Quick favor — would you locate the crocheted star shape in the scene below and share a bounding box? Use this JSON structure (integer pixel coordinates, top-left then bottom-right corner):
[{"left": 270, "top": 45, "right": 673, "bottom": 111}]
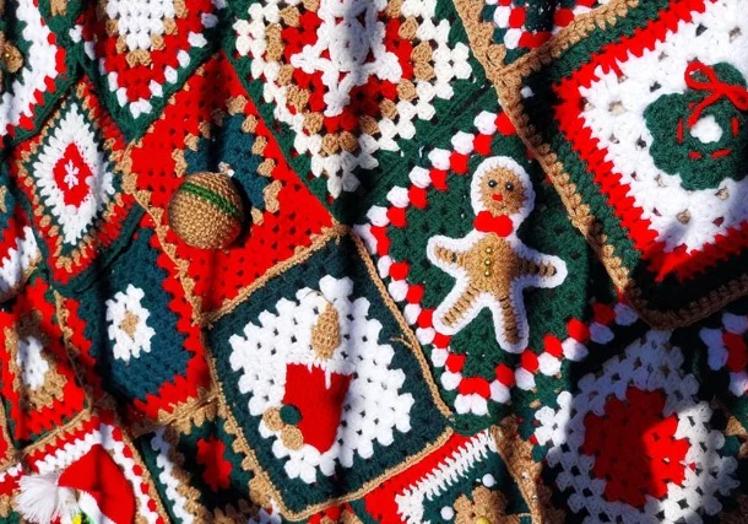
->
[
  {"left": 232, "top": 0, "right": 472, "bottom": 199},
  {"left": 290, "top": 0, "right": 403, "bottom": 117},
  {"left": 427, "top": 156, "right": 567, "bottom": 353}
]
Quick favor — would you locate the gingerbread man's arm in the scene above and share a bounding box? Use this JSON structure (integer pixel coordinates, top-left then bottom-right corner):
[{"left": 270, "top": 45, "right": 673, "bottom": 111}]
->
[
  {"left": 432, "top": 243, "right": 467, "bottom": 267},
  {"left": 517, "top": 255, "right": 558, "bottom": 279}
]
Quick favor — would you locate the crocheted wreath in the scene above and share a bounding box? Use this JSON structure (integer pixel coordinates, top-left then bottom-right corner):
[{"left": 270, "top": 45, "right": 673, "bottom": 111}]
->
[{"left": 645, "top": 61, "right": 748, "bottom": 191}]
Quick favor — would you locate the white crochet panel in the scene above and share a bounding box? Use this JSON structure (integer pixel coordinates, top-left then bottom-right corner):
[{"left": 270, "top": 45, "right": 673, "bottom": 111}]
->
[
  {"left": 228, "top": 275, "right": 415, "bottom": 484},
  {"left": 578, "top": 0, "right": 748, "bottom": 253}
]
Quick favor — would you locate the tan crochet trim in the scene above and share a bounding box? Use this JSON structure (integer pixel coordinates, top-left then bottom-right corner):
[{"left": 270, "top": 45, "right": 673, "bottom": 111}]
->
[
  {"left": 492, "top": 418, "right": 565, "bottom": 522},
  {"left": 352, "top": 233, "right": 452, "bottom": 418},
  {"left": 204, "top": 223, "right": 348, "bottom": 324},
  {"left": 5, "top": 313, "right": 67, "bottom": 412},
  {"left": 154, "top": 402, "right": 266, "bottom": 521},
  {"left": 0, "top": 399, "right": 15, "bottom": 471}
]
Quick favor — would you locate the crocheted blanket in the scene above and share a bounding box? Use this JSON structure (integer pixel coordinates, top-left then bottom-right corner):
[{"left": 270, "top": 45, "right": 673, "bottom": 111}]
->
[{"left": 1, "top": 0, "right": 747, "bottom": 522}]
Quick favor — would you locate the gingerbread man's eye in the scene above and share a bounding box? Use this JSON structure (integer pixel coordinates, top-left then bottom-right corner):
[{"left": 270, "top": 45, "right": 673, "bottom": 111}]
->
[
  {"left": 505, "top": 182, "right": 514, "bottom": 191},
  {"left": 488, "top": 180, "right": 498, "bottom": 188}
]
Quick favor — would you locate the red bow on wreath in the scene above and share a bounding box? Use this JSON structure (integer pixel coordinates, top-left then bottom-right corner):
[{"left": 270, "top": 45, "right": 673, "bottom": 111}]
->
[{"left": 684, "top": 60, "right": 748, "bottom": 128}]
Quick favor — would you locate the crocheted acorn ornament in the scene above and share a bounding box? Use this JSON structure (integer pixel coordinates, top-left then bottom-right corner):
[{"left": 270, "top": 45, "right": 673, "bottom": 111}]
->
[
  {"left": 168, "top": 171, "right": 246, "bottom": 249},
  {"left": 645, "top": 61, "right": 748, "bottom": 191}
]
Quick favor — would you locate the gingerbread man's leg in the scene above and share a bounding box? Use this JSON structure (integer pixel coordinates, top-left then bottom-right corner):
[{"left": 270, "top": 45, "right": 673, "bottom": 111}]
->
[
  {"left": 497, "top": 293, "right": 521, "bottom": 347},
  {"left": 438, "top": 283, "right": 482, "bottom": 331}
]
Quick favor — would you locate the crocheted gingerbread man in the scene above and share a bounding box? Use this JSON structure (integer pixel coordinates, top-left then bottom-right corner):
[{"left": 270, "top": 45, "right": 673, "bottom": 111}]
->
[{"left": 427, "top": 156, "right": 567, "bottom": 352}]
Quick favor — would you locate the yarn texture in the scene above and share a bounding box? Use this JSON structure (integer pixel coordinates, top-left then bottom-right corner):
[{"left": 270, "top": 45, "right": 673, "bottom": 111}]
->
[{"left": 0, "top": 0, "right": 747, "bottom": 523}]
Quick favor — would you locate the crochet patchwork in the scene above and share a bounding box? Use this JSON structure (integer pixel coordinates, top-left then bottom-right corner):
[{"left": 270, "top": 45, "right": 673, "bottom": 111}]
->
[
  {"left": 493, "top": 0, "right": 748, "bottom": 327},
  {"left": 0, "top": 0, "right": 747, "bottom": 521},
  {"left": 364, "top": 423, "right": 557, "bottom": 523},
  {"left": 9, "top": 79, "right": 142, "bottom": 289},
  {"left": 136, "top": 401, "right": 281, "bottom": 522},
  {"left": 0, "top": 273, "right": 87, "bottom": 449},
  {"left": 67, "top": 0, "right": 226, "bottom": 138},
  {"left": 0, "top": 0, "right": 75, "bottom": 143},
  {"left": 425, "top": 155, "right": 567, "bottom": 352},
  {"left": 0, "top": 166, "right": 39, "bottom": 302},
  {"left": 534, "top": 329, "right": 740, "bottom": 522},
  {"left": 456, "top": 0, "right": 610, "bottom": 68}
]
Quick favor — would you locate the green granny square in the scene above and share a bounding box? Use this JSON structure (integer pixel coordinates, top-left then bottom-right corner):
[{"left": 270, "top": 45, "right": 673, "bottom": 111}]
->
[{"left": 207, "top": 232, "right": 452, "bottom": 519}]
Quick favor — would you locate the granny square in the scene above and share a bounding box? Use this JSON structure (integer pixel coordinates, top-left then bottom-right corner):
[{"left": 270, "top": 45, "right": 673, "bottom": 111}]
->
[
  {"left": 207, "top": 230, "right": 452, "bottom": 519},
  {"left": 9, "top": 79, "right": 143, "bottom": 289},
  {"left": 363, "top": 422, "right": 555, "bottom": 523},
  {"left": 227, "top": 0, "right": 479, "bottom": 210},
  {"left": 136, "top": 401, "right": 282, "bottom": 523},
  {"left": 127, "top": 54, "right": 334, "bottom": 316},
  {"left": 496, "top": 0, "right": 748, "bottom": 327},
  {"left": 56, "top": 216, "right": 211, "bottom": 423},
  {"left": 694, "top": 297, "right": 748, "bottom": 399},
  {"left": 454, "top": 0, "right": 611, "bottom": 70},
  {"left": 64, "top": 0, "right": 226, "bottom": 139},
  {"left": 355, "top": 99, "right": 627, "bottom": 429},
  {"left": 0, "top": 272, "right": 87, "bottom": 448},
  {"left": 533, "top": 328, "right": 741, "bottom": 522}
]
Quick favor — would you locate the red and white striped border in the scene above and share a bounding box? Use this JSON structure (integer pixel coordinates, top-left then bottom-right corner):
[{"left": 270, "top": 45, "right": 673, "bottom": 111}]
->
[{"left": 487, "top": 0, "right": 603, "bottom": 50}]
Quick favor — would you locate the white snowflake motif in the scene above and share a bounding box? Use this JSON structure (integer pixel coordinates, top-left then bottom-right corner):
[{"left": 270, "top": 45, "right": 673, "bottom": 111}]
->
[
  {"left": 63, "top": 160, "right": 80, "bottom": 188},
  {"left": 31, "top": 102, "right": 116, "bottom": 246},
  {"left": 105, "top": 284, "right": 156, "bottom": 362},
  {"left": 290, "top": 0, "right": 402, "bottom": 117}
]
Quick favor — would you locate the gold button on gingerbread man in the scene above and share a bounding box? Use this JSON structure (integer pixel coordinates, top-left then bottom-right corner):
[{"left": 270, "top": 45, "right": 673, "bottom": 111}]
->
[{"left": 426, "top": 156, "right": 567, "bottom": 353}]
